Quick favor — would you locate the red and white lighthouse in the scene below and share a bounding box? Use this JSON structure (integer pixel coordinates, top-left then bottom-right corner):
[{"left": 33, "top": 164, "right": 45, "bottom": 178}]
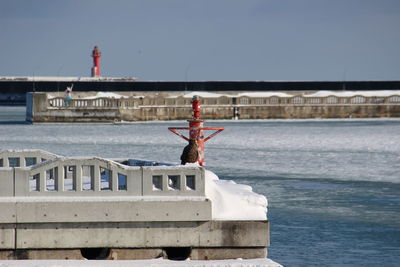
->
[{"left": 91, "top": 46, "right": 101, "bottom": 77}]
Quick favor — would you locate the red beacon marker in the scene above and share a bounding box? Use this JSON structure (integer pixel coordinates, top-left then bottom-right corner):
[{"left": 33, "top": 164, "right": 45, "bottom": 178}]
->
[
  {"left": 91, "top": 46, "right": 101, "bottom": 77},
  {"left": 168, "top": 95, "right": 224, "bottom": 166}
]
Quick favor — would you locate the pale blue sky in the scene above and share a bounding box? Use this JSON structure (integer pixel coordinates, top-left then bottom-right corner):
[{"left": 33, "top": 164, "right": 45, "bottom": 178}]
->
[{"left": 0, "top": 0, "right": 399, "bottom": 81}]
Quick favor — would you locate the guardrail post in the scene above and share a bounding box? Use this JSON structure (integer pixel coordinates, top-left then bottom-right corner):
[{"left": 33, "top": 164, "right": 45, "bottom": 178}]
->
[
  {"left": 75, "top": 164, "right": 83, "bottom": 191},
  {"left": 0, "top": 168, "right": 14, "bottom": 197},
  {"left": 111, "top": 167, "right": 118, "bottom": 191},
  {"left": 57, "top": 166, "right": 64, "bottom": 192},
  {"left": 93, "top": 164, "right": 100, "bottom": 191}
]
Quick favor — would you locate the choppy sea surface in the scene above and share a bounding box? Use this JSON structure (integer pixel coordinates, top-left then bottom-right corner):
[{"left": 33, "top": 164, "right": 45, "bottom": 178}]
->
[{"left": 1, "top": 106, "right": 399, "bottom": 266}]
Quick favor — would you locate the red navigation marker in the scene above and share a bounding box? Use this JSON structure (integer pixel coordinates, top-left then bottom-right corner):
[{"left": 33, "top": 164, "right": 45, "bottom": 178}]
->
[
  {"left": 91, "top": 46, "right": 101, "bottom": 77},
  {"left": 168, "top": 95, "right": 224, "bottom": 166}
]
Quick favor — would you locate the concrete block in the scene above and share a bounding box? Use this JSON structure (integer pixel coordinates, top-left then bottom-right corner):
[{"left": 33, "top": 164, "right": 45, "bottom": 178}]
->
[
  {"left": 0, "top": 249, "right": 84, "bottom": 260},
  {"left": 109, "top": 248, "right": 163, "bottom": 260},
  {"left": 0, "top": 247, "right": 267, "bottom": 260},
  {"left": 0, "top": 224, "right": 15, "bottom": 249},
  {"left": 15, "top": 199, "right": 211, "bottom": 223},
  {"left": 14, "top": 168, "right": 30, "bottom": 196},
  {"left": 15, "top": 220, "right": 268, "bottom": 249},
  {"left": 198, "top": 220, "right": 270, "bottom": 247},
  {"left": 0, "top": 203, "right": 16, "bottom": 224},
  {"left": 0, "top": 168, "right": 14, "bottom": 197},
  {"left": 142, "top": 166, "right": 205, "bottom": 196},
  {"left": 24, "top": 249, "right": 84, "bottom": 260},
  {"left": 0, "top": 250, "right": 16, "bottom": 260},
  {"left": 191, "top": 247, "right": 267, "bottom": 260},
  {"left": 126, "top": 168, "right": 142, "bottom": 195},
  {"left": 15, "top": 222, "right": 199, "bottom": 249}
]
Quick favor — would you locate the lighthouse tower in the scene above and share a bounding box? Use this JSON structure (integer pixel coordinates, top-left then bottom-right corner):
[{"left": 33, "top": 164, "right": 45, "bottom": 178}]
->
[{"left": 91, "top": 46, "right": 101, "bottom": 77}]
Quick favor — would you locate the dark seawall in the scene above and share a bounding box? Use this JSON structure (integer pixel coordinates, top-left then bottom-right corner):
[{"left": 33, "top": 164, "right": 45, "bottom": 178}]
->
[
  {"left": 2, "top": 80, "right": 400, "bottom": 93},
  {"left": 2, "top": 80, "right": 400, "bottom": 105}
]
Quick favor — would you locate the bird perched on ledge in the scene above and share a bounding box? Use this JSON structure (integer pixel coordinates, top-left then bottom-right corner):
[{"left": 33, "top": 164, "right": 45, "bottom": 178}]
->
[{"left": 181, "top": 139, "right": 199, "bottom": 165}]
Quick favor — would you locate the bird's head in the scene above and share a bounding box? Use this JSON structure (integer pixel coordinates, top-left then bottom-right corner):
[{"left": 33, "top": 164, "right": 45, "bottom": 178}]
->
[{"left": 189, "top": 139, "right": 198, "bottom": 145}]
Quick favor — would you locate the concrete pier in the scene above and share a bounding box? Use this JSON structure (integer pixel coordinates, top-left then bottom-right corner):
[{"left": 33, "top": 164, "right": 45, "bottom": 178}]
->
[
  {"left": 26, "top": 91, "right": 400, "bottom": 122},
  {"left": 0, "top": 150, "right": 269, "bottom": 260},
  {"left": 0, "top": 221, "right": 268, "bottom": 260}
]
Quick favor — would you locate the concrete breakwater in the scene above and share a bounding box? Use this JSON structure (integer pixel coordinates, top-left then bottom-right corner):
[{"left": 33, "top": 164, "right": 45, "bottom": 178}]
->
[
  {"left": 27, "top": 91, "right": 400, "bottom": 122},
  {"left": 0, "top": 149, "right": 269, "bottom": 260}
]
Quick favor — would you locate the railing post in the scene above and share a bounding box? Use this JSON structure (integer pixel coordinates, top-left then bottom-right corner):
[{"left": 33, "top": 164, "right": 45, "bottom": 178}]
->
[
  {"left": 93, "top": 164, "right": 100, "bottom": 191},
  {"left": 75, "top": 164, "right": 82, "bottom": 191},
  {"left": 39, "top": 170, "right": 46, "bottom": 192},
  {"left": 57, "top": 165, "right": 64, "bottom": 192},
  {"left": 4, "top": 158, "right": 9, "bottom": 167},
  {"left": 112, "top": 167, "right": 118, "bottom": 191}
]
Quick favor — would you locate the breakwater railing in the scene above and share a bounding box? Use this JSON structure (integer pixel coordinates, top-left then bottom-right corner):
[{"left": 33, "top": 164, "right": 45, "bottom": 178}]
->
[
  {"left": 47, "top": 94, "right": 400, "bottom": 109},
  {"left": 0, "top": 149, "right": 58, "bottom": 167},
  {"left": 49, "top": 97, "right": 124, "bottom": 108},
  {"left": 0, "top": 152, "right": 205, "bottom": 198},
  {"left": 235, "top": 94, "right": 400, "bottom": 105}
]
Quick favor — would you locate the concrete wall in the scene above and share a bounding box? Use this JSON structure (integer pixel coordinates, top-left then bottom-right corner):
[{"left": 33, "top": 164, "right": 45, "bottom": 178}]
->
[
  {"left": 27, "top": 92, "right": 400, "bottom": 122},
  {"left": 11, "top": 221, "right": 268, "bottom": 249},
  {"left": 233, "top": 104, "right": 400, "bottom": 119},
  {"left": 0, "top": 220, "right": 269, "bottom": 260}
]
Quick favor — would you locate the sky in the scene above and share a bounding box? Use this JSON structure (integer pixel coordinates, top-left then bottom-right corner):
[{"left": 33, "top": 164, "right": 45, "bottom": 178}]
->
[{"left": 0, "top": 0, "right": 399, "bottom": 81}]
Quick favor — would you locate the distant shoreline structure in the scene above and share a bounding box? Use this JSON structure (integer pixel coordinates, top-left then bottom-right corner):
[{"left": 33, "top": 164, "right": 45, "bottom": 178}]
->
[
  {"left": 1, "top": 76, "right": 400, "bottom": 90},
  {"left": 2, "top": 76, "right": 400, "bottom": 105},
  {"left": 27, "top": 90, "right": 400, "bottom": 122},
  {"left": 0, "top": 76, "right": 139, "bottom": 82}
]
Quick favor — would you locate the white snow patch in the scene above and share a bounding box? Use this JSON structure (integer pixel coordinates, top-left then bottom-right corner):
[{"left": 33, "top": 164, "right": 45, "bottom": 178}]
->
[
  {"left": 237, "top": 92, "right": 293, "bottom": 98},
  {"left": 82, "top": 92, "right": 129, "bottom": 99},
  {"left": 174, "top": 91, "right": 230, "bottom": 98},
  {"left": 205, "top": 170, "right": 268, "bottom": 220},
  {"left": 173, "top": 91, "right": 293, "bottom": 99},
  {"left": 182, "top": 162, "right": 200, "bottom": 167},
  {"left": 154, "top": 90, "right": 400, "bottom": 100},
  {"left": 47, "top": 92, "right": 146, "bottom": 100},
  {"left": 304, "top": 90, "right": 400, "bottom": 97},
  {"left": 46, "top": 90, "right": 400, "bottom": 101}
]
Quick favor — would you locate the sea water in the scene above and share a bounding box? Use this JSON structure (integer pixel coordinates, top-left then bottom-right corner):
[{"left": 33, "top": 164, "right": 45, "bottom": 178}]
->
[{"left": 0, "top": 106, "right": 399, "bottom": 266}]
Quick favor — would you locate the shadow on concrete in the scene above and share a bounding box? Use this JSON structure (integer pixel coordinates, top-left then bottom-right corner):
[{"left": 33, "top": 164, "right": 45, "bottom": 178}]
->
[{"left": 0, "top": 121, "right": 30, "bottom": 125}]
